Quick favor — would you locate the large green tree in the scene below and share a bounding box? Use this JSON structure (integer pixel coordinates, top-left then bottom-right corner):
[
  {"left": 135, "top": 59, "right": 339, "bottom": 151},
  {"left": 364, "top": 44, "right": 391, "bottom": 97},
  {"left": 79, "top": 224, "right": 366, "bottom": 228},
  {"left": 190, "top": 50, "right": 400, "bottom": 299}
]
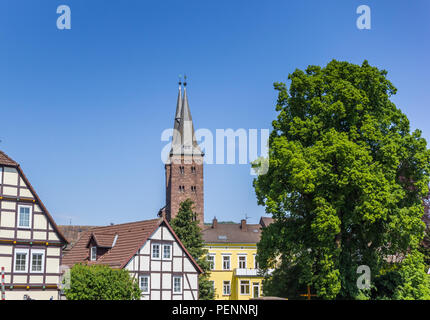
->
[
  {"left": 64, "top": 264, "right": 141, "bottom": 300},
  {"left": 170, "top": 199, "right": 215, "bottom": 300},
  {"left": 254, "top": 60, "right": 430, "bottom": 299}
]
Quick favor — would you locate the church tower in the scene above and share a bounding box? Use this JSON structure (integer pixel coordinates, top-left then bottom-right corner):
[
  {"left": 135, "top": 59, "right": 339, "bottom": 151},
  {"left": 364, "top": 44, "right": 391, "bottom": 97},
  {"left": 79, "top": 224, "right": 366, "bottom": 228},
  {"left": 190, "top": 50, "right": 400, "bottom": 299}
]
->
[{"left": 164, "top": 78, "right": 204, "bottom": 227}]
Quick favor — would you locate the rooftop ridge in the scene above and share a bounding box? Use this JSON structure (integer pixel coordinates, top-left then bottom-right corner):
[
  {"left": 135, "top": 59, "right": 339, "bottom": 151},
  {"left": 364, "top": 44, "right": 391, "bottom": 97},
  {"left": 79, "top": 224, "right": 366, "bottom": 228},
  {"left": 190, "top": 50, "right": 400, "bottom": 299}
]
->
[{"left": 87, "top": 218, "right": 161, "bottom": 230}]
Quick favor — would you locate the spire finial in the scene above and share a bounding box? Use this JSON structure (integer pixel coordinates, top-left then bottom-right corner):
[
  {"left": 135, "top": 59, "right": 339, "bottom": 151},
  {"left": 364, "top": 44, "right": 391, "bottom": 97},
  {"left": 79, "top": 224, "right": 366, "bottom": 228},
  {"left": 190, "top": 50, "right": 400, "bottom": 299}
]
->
[
  {"left": 183, "top": 74, "right": 187, "bottom": 87},
  {"left": 178, "top": 74, "right": 182, "bottom": 86}
]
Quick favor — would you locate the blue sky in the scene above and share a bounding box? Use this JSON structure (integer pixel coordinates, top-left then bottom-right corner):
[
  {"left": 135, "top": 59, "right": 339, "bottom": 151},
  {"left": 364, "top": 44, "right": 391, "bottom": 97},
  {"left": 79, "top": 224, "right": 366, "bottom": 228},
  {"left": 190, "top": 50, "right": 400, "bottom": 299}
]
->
[{"left": 0, "top": 0, "right": 429, "bottom": 226}]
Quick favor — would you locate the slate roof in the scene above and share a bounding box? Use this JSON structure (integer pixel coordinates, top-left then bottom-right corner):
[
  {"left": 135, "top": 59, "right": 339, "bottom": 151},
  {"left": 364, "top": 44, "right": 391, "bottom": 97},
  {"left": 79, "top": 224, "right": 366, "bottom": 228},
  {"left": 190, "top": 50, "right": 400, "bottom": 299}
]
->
[
  {"left": 202, "top": 217, "right": 274, "bottom": 244},
  {"left": 203, "top": 223, "right": 263, "bottom": 244},
  {"left": 62, "top": 217, "right": 203, "bottom": 273}
]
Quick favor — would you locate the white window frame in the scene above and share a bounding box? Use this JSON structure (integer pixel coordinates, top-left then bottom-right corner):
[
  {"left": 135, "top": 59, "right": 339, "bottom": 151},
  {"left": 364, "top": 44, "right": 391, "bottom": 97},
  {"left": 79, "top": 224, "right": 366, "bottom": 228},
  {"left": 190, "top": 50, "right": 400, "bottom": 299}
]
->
[
  {"left": 207, "top": 254, "right": 215, "bottom": 270},
  {"left": 14, "top": 249, "right": 29, "bottom": 273},
  {"left": 240, "top": 280, "right": 250, "bottom": 295},
  {"left": 18, "top": 205, "right": 32, "bottom": 228},
  {"left": 223, "top": 280, "right": 231, "bottom": 296},
  {"left": 162, "top": 244, "right": 172, "bottom": 260},
  {"left": 254, "top": 254, "right": 259, "bottom": 269},
  {"left": 90, "top": 246, "right": 97, "bottom": 261},
  {"left": 252, "top": 282, "right": 260, "bottom": 298},
  {"left": 222, "top": 254, "right": 231, "bottom": 270},
  {"left": 139, "top": 275, "right": 150, "bottom": 294},
  {"left": 152, "top": 243, "right": 161, "bottom": 259},
  {"left": 238, "top": 254, "right": 247, "bottom": 269},
  {"left": 30, "top": 249, "right": 45, "bottom": 273},
  {"left": 173, "top": 276, "right": 182, "bottom": 294}
]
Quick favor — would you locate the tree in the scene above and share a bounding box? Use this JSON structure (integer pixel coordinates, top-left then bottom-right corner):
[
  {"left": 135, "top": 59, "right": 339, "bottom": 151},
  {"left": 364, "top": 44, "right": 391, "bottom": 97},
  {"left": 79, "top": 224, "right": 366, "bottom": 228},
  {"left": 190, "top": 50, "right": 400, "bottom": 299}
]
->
[
  {"left": 253, "top": 60, "right": 430, "bottom": 299},
  {"left": 64, "top": 264, "right": 141, "bottom": 300},
  {"left": 170, "top": 199, "right": 214, "bottom": 300},
  {"left": 418, "top": 189, "right": 430, "bottom": 268}
]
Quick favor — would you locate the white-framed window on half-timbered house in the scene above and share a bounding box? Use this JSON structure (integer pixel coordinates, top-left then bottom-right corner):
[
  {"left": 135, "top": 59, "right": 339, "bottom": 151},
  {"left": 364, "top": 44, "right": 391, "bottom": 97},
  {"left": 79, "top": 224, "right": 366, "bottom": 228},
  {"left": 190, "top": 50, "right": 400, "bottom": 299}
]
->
[
  {"left": 14, "top": 249, "right": 29, "bottom": 272},
  {"left": 152, "top": 243, "right": 160, "bottom": 259},
  {"left": 30, "top": 249, "right": 45, "bottom": 273},
  {"left": 163, "top": 244, "right": 172, "bottom": 259},
  {"left": 139, "top": 275, "right": 150, "bottom": 294},
  {"left": 173, "top": 276, "right": 182, "bottom": 294},
  {"left": 18, "top": 205, "right": 32, "bottom": 228}
]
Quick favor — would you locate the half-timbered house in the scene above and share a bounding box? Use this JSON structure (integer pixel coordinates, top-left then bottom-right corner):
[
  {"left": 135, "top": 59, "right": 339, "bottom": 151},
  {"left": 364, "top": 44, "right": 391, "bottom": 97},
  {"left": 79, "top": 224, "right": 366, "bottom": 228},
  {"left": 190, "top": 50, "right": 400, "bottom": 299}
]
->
[
  {"left": 0, "top": 151, "right": 68, "bottom": 300},
  {"left": 62, "top": 217, "right": 202, "bottom": 300}
]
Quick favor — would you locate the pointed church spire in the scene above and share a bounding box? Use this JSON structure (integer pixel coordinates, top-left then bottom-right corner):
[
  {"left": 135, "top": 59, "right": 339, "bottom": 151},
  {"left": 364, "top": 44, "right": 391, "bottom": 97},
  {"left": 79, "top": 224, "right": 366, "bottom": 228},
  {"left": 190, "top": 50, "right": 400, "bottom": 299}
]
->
[
  {"left": 171, "top": 77, "right": 183, "bottom": 153},
  {"left": 170, "top": 76, "right": 202, "bottom": 156}
]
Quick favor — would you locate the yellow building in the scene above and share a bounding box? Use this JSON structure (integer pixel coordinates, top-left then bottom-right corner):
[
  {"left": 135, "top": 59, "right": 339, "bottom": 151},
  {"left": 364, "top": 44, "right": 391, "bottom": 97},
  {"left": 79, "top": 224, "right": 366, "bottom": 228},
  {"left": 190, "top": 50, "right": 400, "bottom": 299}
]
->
[{"left": 202, "top": 217, "right": 273, "bottom": 300}]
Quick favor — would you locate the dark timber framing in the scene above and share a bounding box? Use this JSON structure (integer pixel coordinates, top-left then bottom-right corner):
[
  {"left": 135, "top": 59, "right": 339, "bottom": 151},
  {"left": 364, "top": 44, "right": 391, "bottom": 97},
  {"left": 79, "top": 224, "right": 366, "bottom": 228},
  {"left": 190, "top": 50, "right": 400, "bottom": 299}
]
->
[{"left": 0, "top": 156, "right": 67, "bottom": 299}]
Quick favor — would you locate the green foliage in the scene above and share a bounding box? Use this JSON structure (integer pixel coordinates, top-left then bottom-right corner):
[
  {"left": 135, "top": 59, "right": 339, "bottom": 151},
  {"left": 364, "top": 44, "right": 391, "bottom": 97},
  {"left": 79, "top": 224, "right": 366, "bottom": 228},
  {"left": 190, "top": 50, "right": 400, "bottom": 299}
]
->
[
  {"left": 64, "top": 264, "right": 141, "bottom": 300},
  {"left": 254, "top": 60, "right": 430, "bottom": 299},
  {"left": 170, "top": 199, "right": 215, "bottom": 300}
]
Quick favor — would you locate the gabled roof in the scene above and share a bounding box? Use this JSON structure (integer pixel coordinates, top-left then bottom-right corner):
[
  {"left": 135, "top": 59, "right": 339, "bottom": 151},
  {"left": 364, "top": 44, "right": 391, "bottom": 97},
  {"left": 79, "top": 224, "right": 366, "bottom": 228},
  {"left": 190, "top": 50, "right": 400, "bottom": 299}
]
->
[
  {"left": 59, "top": 225, "right": 97, "bottom": 249},
  {"left": 87, "top": 232, "right": 117, "bottom": 248},
  {"left": 62, "top": 217, "right": 203, "bottom": 273},
  {"left": 259, "top": 217, "right": 274, "bottom": 228},
  {"left": 0, "top": 150, "right": 68, "bottom": 244}
]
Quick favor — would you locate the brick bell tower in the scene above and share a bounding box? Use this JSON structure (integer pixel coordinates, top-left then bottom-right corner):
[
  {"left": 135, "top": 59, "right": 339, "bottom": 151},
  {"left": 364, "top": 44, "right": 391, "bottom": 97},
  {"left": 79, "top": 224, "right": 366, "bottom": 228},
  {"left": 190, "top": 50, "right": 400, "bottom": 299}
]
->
[{"left": 164, "top": 78, "right": 204, "bottom": 227}]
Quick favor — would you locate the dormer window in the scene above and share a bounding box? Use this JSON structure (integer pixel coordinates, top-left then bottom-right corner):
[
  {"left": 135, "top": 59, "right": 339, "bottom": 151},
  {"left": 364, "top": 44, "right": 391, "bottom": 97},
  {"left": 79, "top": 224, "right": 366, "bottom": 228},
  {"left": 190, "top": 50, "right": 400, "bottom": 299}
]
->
[{"left": 90, "top": 246, "right": 97, "bottom": 261}]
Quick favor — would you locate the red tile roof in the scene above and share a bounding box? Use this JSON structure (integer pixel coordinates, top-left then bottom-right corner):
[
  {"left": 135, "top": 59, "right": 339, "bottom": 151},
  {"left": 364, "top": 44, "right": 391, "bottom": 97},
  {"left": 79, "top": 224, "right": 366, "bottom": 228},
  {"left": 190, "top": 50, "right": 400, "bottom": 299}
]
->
[
  {"left": 0, "top": 151, "right": 18, "bottom": 166},
  {"left": 62, "top": 218, "right": 203, "bottom": 273},
  {"left": 259, "top": 217, "right": 274, "bottom": 228},
  {"left": 90, "top": 232, "right": 117, "bottom": 248},
  {"left": 59, "top": 225, "right": 97, "bottom": 251}
]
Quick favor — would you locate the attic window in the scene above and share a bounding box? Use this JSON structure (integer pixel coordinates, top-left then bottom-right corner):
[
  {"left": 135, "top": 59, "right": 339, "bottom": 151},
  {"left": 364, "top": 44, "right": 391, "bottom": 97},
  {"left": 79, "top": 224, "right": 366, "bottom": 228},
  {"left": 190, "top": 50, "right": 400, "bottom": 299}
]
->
[
  {"left": 90, "top": 246, "right": 97, "bottom": 261},
  {"left": 218, "top": 235, "right": 227, "bottom": 240}
]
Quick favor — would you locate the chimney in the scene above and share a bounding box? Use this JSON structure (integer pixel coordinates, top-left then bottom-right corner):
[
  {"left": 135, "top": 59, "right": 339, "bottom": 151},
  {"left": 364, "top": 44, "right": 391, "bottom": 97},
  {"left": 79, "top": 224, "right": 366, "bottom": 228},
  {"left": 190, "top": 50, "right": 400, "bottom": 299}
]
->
[
  {"left": 212, "top": 217, "right": 218, "bottom": 229},
  {"left": 240, "top": 219, "right": 247, "bottom": 231}
]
